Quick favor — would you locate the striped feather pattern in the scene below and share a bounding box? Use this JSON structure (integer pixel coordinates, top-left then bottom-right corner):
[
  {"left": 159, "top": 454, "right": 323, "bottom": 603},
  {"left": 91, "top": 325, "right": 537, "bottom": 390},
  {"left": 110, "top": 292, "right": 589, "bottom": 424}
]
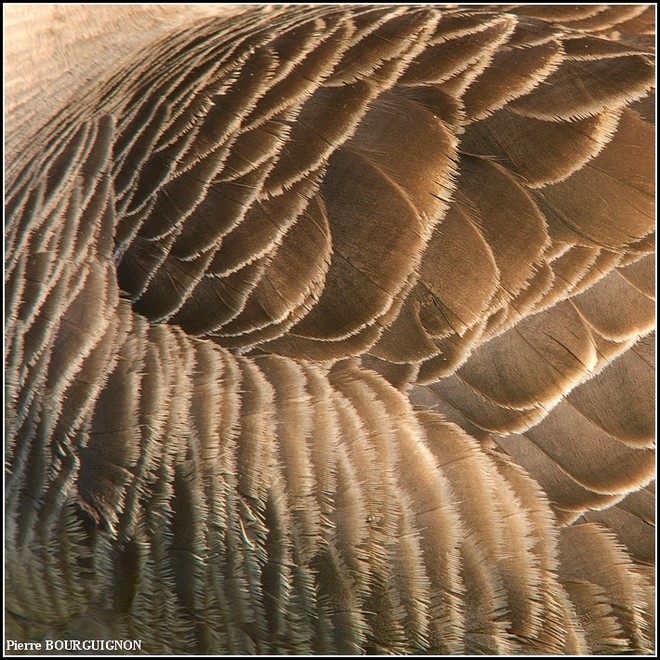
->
[{"left": 5, "top": 4, "right": 655, "bottom": 654}]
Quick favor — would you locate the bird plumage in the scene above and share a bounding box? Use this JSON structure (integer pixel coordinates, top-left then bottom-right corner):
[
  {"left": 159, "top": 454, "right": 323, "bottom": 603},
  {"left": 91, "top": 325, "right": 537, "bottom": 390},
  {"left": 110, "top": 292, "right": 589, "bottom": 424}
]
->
[{"left": 5, "top": 4, "right": 655, "bottom": 654}]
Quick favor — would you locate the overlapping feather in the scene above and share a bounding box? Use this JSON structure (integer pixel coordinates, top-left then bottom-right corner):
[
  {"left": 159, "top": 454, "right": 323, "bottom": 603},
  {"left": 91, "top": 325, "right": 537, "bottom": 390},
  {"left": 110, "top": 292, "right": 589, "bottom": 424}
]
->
[{"left": 5, "top": 4, "right": 655, "bottom": 654}]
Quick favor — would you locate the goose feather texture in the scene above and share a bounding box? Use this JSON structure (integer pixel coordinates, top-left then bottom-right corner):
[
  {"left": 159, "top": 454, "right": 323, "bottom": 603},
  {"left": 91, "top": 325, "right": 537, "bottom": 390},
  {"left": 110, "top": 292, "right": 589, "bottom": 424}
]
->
[{"left": 4, "top": 4, "right": 656, "bottom": 655}]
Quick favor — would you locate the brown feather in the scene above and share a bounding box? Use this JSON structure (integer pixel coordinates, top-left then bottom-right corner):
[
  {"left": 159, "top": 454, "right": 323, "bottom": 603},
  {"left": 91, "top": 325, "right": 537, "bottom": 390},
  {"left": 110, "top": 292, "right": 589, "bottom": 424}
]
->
[{"left": 5, "top": 4, "right": 655, "bottom": 654}]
